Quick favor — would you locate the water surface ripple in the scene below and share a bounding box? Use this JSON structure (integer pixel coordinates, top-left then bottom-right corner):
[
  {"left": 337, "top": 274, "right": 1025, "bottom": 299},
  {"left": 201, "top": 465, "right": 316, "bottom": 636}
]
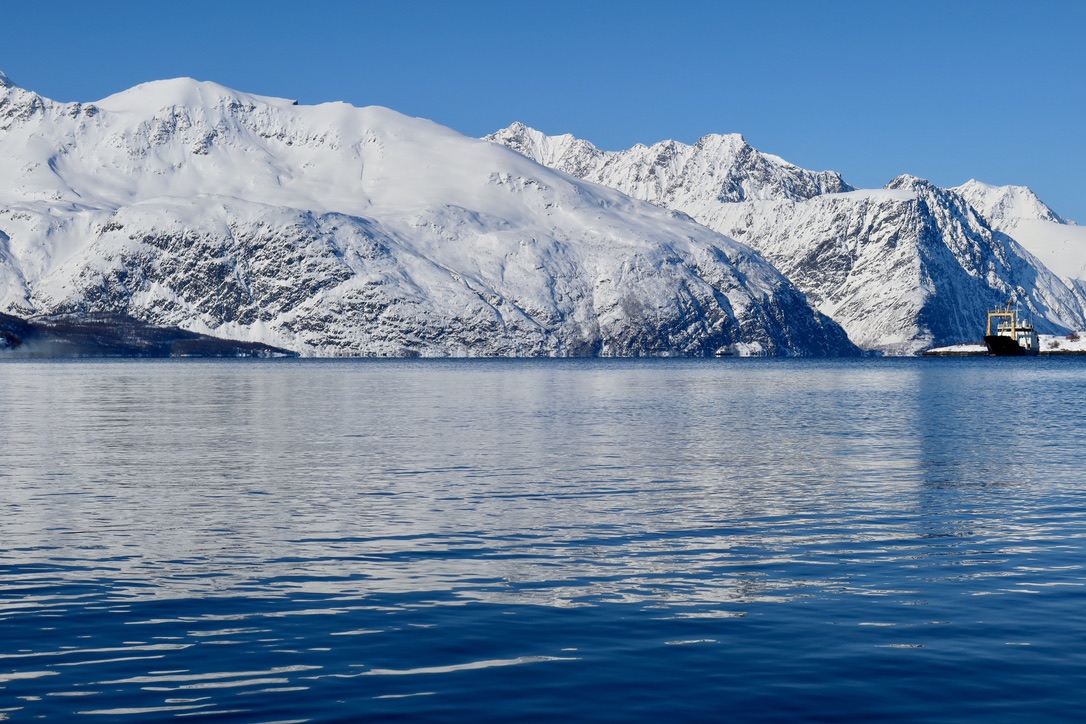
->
[{"left": 2, "top": 358, "right": 1085, "bottom": 720}]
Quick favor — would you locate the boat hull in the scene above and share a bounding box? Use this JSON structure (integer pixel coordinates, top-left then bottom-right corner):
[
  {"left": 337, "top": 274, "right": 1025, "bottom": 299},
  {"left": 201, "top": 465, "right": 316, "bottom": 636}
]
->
[{"left": 984, "top": 335, "right": 1038, "bottom": 356}]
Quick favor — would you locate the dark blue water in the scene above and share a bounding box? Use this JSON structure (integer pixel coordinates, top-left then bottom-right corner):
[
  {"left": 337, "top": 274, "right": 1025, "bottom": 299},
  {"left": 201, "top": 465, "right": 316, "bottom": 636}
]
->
[{"left": 2, "top": 358, "right": 1085, "bottom": 721}]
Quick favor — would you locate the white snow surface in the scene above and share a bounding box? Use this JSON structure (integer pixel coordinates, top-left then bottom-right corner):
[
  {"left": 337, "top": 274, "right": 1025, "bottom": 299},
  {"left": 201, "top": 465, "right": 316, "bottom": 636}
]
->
[
  {"left": 489, "top": 125, "right": 1086, "bottom": 354},
  {"left": 999, "top": 220, "right": 1086, "bottom": 282},
  {"left": 0, "top": 73, "right": 855, "bottom": 357}
]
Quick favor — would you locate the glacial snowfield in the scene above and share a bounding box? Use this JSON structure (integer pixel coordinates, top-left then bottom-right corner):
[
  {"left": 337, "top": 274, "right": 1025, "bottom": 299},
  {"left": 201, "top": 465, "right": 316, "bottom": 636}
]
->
[
  {"left": 489, "top": 124, "right": 1086, "bottom": 355},
  {"left": 0, "top": 71, "right": 856, "bottom": 357}
]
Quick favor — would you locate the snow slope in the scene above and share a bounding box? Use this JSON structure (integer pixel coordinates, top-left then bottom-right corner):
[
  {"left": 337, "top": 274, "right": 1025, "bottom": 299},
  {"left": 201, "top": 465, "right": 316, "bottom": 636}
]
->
[
  {"left": 0, "top": 73, "right": 856, "bottom": 357},
  {"left": 954, "top": 179, "right": 1086, "bottom": 281},
  {"left": 489, "top": 124, "right": 1086, "bottom": 354}
]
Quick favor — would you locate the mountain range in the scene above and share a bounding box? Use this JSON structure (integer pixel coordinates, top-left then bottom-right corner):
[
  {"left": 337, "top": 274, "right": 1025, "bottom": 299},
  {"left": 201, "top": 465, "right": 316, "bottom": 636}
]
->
[
  {"left": 2, "top": 70, "right": 1081, "bottom": 357},
  {"left": 0, "top": 71, "right": 854, "bottom": 357},
  {"left": 487, "top": 123, "right": 1085, "bottom": 355}
]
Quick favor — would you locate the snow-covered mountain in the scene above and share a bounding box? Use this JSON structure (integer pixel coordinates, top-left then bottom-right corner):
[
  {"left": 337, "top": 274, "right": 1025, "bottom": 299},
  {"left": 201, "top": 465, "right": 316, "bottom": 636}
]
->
[
  {"left": 488, "top": 124, "right": 1086, "bottom": 353},
  {"left": 0, "top": 72, "right": 857, "bottom": 357}
]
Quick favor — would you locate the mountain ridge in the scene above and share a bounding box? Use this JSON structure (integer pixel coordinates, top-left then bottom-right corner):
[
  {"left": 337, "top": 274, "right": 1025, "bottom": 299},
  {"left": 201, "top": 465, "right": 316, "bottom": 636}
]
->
[{"left": 486, "top": 122, "right": 854, "bottom": 205}]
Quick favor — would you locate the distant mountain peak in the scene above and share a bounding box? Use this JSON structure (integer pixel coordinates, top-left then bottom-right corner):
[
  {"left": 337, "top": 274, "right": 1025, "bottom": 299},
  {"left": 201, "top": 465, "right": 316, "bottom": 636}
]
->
[
  {"left": 693, "top": 132, "right": 748, "bottom": 152},
  {"left": 885, "top": 174, "right": 935, "bottom": 192},
  {"left": 954, "top": 178, "right": 1067, "bottom": 226},
  {"left": 485, "top": 123, "right": 605, "bottom": 180},
  {"left": 486, "top": 124, "right": 853, "bottom": 205},
  {"left": 0, "top": 70, "right": 14, "bottom": 89}
]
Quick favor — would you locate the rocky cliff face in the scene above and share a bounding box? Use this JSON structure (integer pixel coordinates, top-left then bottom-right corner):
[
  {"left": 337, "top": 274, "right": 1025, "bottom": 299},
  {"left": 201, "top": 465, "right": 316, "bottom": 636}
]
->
[
  {"left": 0, "top": 73, "right": 857, "bottom": 357},
  {"left": 488, "top": 124, "right": 1086, "bottom": 354}
]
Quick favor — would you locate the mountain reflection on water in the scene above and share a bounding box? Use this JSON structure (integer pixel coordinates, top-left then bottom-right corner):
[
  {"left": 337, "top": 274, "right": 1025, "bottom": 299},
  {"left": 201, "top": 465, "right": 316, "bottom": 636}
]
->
[{"left": 1, "top": 358, "right": 1084, "bottom": 720}]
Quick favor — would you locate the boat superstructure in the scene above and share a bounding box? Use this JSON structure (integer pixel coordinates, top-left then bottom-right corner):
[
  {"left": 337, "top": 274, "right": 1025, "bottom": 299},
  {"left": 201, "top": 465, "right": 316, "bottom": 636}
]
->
[{"left": 984, "top": 303, "right": 1039, "bottom": 356}]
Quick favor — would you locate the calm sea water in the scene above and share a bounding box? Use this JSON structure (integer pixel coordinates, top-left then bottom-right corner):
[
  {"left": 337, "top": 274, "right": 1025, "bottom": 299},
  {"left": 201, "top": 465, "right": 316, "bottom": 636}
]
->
[{"left": 1, "top": 357, "right": 1085, "bottom": 721}]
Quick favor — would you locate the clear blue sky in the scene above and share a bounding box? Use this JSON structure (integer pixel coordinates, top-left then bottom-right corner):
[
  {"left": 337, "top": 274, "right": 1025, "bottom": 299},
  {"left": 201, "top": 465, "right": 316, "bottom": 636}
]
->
[{"left": 4, "top": 0, "right": 1084, "bottom": 220}]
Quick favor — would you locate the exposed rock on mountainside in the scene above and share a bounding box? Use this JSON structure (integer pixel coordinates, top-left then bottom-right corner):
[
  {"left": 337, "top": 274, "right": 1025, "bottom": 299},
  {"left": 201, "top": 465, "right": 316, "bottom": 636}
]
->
[
  {"left": 489, "top": 124, "right": 1086, "bottom": 354},
  {"left": 0, "top": 72, "right": 857, "bottom": 357}
]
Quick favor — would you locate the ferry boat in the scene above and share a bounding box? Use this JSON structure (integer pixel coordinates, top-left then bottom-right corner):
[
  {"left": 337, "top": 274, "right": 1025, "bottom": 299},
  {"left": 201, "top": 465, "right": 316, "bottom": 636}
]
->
[{"left": 984, "top": 303, "right": 1039, "bottom": 356}]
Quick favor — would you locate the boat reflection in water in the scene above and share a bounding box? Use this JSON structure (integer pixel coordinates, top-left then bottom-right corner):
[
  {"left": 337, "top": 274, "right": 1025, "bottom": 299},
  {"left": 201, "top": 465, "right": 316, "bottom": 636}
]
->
[{"left": 984, "top": 303, "right": 1039, "bottom": 356}]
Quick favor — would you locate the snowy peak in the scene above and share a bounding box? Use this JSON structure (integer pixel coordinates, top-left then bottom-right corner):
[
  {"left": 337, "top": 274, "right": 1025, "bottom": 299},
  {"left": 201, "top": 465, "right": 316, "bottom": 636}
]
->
[
  {"left": 885, "top": 174, "right": 935, "bottom": 192},
  {"left": 487, "top": 121, "right": 596, "bottom": 158},
  {"left": 485, "top": 122, "right": 605, "bottom": 178},
  {"left": 954, "top": 179, "right": 1068, "bottom": 226},
  {"left": 0, "top": 74, "right": 51, "bottom": 134},
  {"left": 694, "top": 132, "right": 748, "bottom": 151},
  {"left": 95, "top": 77, "right": 299, "bottom": 114}
]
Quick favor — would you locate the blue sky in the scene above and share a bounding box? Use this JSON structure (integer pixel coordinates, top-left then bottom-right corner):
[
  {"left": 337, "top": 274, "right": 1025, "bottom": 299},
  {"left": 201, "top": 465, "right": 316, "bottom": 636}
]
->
[{"left": 4, "top": 0, "right": 1084, "bottom": 220}]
